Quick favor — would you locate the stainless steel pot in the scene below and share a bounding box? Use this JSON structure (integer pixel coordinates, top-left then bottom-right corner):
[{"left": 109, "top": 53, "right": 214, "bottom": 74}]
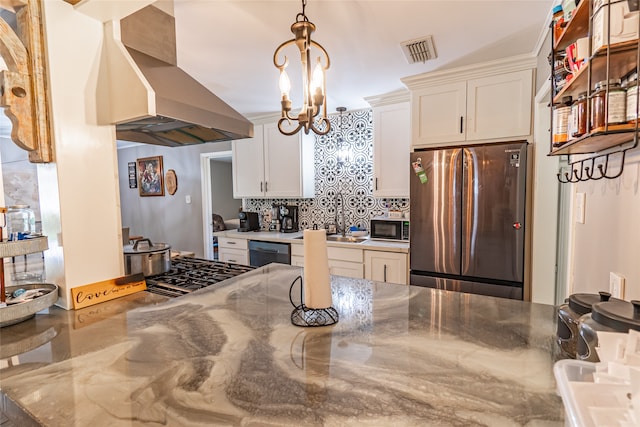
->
[{"left": 123, "top": 238, "right": 171, "bottom": 277}]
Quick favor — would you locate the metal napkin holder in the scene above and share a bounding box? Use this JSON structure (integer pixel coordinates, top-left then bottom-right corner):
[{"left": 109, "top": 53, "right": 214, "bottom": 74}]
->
[{"left": 288, "top": 276, "right": 338, "bottom": 327}]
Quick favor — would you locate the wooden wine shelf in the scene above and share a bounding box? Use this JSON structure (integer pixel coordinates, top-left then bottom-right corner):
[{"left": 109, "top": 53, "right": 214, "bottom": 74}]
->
[
  {"left": 550, "top": 124, "right": 638, "bottom": 155},
  {"left": 554, "top": 0, "right": 589, "bottom": 51},
  {"left": 553, "top": 42, "right": 640, "bottom": 105},
  {"left": 550, "top": 0, "right": 640, "bottom": 163}
]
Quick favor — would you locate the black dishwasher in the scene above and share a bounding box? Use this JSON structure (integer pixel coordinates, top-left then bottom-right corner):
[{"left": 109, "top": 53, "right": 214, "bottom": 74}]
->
[{"left": 248, "top": 240, "right": 291, "bottom": 267}]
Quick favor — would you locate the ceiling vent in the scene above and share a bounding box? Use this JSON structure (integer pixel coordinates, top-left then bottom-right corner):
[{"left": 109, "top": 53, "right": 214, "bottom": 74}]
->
[{"left": 400, "top": 36, "right": 437, "bottom": 64}]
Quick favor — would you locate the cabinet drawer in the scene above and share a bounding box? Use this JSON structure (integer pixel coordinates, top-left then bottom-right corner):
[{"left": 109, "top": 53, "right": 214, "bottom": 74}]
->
[
  {"left": 293, "top": 244, "right": 363, "bottom": 262},
  {"left": 218, "top": 237, "right": 248, "bottom": 250},
  {"left": 328, "top": 260, "right": 363, "bottom": 279},
  {"left": 291, "top": 255, "right": 304, "bottom": 267},
  {"left": 327, "top": 247, "right": 363, "bottom": 263},
  {"left": 219, "top": 248, "right": 248, "bottom": 265},
  {"left": 291, "top": 244, "right": 304, "bottom": 257}
]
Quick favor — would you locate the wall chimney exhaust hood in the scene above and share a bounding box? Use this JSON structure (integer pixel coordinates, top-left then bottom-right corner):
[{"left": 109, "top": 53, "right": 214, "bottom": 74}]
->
[{"left": 100, "top": 5, "right": 253, "bottom": 146}]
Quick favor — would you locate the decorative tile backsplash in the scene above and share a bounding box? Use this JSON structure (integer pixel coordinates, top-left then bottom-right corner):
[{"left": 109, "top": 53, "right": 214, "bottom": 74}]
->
[{"left": 244, "top": 109, "right": 409, "bottom": 231}]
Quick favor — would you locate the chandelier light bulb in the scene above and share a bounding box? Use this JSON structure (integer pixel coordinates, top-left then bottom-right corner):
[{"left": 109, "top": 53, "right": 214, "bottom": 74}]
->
[
  {"left": 279, "top": 69, "right": 291, "bottom": 98},
  {"left": 311, "top": 60, "right": 324, "bottom": 96}
]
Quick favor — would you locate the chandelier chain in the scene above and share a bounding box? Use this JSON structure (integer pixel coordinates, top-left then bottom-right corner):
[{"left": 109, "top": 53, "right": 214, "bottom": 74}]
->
[{"left": 297, "top": 0, "right": 309, "bottom": 23}]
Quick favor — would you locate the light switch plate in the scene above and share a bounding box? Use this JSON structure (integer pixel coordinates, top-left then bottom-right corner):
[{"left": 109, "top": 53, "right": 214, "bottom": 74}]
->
[
  {"left": 575, "top": 192, "right": 586, "bottom": 224},
  {"left": 609, "top": 272, "right": 625, "bottom": 299}
]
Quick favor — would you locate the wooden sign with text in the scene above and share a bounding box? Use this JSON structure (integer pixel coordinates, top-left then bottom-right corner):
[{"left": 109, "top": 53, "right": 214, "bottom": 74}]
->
[{"left": 71, "top": 273, "right": 147, "bottom": 309}]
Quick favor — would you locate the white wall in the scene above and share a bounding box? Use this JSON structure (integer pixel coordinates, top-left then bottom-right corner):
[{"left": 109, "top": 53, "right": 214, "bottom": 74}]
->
[
  {"left": 117, "top": 141, "right": 232, "bottom": 257},
  {"left": 569, "top": 151, "right": 640, "bottom": 300},
  {"left": 530, "top": 83, "right": 561, "bottom": 305},
  {"left": 39, "top": 1, "right": 126, "bottom": 309}
]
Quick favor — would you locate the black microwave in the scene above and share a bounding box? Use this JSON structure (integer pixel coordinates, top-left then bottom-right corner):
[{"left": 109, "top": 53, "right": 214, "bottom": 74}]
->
[{"left": 370, "top": 216, "right": 410, "bottom": 241}]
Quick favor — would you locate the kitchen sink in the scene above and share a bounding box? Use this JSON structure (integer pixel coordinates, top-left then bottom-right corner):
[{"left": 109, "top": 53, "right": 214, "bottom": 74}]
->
[
  {"left": 293, "top": 234, "right": 366, "bottom": 243},
  {"left": 326, "top": 235, "right": 367, "bottom": 243}
]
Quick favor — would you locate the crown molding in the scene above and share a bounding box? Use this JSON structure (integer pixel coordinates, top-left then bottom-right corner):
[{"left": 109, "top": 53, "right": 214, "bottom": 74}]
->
[
  {"left": 365, "top": 89, "right": 410, "bottom": 108},
  {"left": 401, "top": 54, "right": 538, "bottom": 89}
]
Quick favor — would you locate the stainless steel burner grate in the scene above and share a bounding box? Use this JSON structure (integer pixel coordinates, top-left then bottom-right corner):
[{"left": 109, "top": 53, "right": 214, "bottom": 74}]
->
[{"left": 145, "top": 257, "right": 255, "bottom": 297}]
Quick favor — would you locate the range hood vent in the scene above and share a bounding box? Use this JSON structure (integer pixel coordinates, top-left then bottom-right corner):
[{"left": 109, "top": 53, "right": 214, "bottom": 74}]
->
[
  {"left": 400, "top": 36, "right": 437, "bottom": 64},
  {"left": 103, "top": 4, "right": 253, "bottom": 146}
]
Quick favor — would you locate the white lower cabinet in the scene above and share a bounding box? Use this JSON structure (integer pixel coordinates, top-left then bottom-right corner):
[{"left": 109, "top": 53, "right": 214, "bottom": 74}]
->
[
  {"left": 218, "top": 237, "right": 249, "bottom": 265},
  {"left": 364, "top": 250, "right": 408, "bottom": 285}
]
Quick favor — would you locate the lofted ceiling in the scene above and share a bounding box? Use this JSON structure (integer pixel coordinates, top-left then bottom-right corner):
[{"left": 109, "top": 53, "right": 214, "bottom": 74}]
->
[{"left": 173, "top": 0, "right": 554, "bottom": 117}]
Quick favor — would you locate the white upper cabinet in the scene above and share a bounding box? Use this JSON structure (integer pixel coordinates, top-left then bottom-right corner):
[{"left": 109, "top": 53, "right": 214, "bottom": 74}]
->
[
  {"left": 232, "top": 128, "right": 264, "bottom": 198},
  {"left": 232, "top": 122, "right": 315, "bottom": 198},
  {"left": 403, "top": 57, "right": 535, "bottom": 148},
  {"left": 466, "top": 70, "right": 533, "bottom": 141},
  {"left": 370, "top": 98, "right": 411, "bottom": 198},
  {"left": 413, "top": 81, "right": 467, "bottom": 144}
]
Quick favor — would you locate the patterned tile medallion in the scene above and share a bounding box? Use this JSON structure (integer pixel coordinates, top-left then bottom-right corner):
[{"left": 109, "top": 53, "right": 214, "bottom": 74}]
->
[{"left": 244, "top": 109, "right": 410, "bottom": 231}]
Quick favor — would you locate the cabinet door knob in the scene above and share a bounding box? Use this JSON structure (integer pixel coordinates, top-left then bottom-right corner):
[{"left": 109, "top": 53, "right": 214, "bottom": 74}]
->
[
  {"left": 384, "top": 264, "right": 388, "bottom": 282},
  {"left": 375, "top": 177, "right": 379, "bottom": 190},
  {"left": 260, "top": 182, "right": 263, "bottom": 192},
  {"left": 460, "top": 116, "right": 464, "bottom": 134}
]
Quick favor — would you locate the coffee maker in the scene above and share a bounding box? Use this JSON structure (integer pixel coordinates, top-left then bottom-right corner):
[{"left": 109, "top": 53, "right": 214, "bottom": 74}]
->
[
  {"left": 279, "top": 205, "right": 299, "bottom": 233},
  {"left": 238, "top": 211, "right": 260, "bottom": 232}
]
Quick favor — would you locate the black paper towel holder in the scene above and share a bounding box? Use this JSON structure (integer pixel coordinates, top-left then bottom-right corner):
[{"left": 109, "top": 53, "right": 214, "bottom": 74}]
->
[{"left": 289, "top": 276, "right": 338, "bottom": 327}]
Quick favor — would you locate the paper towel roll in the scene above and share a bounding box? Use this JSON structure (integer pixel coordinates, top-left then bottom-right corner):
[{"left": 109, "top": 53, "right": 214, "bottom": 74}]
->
[{"left": 303, "top": 229, "right": 333, "bottom": 309}]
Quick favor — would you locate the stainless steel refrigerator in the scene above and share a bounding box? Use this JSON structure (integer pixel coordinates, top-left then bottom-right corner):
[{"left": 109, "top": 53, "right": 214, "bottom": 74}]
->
[{"left": 409, "top": 142, "right": 527, "bottom": 300}]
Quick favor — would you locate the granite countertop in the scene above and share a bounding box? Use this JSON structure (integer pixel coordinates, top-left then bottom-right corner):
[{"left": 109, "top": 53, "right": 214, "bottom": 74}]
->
[
  {"left": 0, "top": 264, "right": 563, "bottom": 426},
  {"left": 215, "top": 229, "right": 410, "bottom": 253}
]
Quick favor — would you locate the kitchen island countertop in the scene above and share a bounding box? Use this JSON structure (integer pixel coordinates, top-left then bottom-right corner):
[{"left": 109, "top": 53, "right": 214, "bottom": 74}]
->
[{"left": 1, "top": 264, "right": 563, "bottom": 426}]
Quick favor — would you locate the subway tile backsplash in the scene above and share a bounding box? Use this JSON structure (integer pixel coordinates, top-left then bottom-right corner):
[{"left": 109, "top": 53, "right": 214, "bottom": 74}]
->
[{"left": 244, "top": 109, "right": 409, "bottom": 230}]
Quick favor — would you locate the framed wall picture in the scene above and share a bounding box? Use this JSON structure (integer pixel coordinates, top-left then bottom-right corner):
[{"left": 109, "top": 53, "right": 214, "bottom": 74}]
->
[
  {"left": 136, "top": 156, "right": 164, "bottom": 196},
  {"left": 128, "top": 162, "right": 137, "bottom": 189}
]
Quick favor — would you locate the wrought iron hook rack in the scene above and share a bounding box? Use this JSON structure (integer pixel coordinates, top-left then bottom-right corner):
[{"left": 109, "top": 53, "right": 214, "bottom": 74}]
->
[{"left": 556, "top": 140, "right": 636, "bottom": 184}]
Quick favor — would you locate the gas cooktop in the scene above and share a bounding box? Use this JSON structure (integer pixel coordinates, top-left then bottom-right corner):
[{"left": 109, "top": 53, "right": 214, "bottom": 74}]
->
[{"left": 145, "top": 257, "right": 255, "bottom": 298}]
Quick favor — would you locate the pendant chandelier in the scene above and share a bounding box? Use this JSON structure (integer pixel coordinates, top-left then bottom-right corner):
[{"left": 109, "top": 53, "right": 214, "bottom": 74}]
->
[
  {"left": 273, "top": 0, "right": 330, "bottom": 136},
  {"left": 336, "top": 106, "right": 351, "bottom": 166}
]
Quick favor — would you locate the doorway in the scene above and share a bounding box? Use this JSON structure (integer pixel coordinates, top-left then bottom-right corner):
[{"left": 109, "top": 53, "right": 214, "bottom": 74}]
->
[{"left": 200, "top": 150, "right": 240, "bottom": 259}]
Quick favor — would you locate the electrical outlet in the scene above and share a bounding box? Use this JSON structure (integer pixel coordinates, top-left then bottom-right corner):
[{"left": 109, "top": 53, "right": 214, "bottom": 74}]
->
[
  {"left": 609, "top": 272, "right": 625, "bottom": 299},
  {"left": 185, "top": 195, "right": 191, "bottom": 204}
]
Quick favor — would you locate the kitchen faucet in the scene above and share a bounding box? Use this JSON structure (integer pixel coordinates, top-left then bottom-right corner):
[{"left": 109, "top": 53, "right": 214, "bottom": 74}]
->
[{"left": 334, "top": 191, "right": 346, "bottom": 237}]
